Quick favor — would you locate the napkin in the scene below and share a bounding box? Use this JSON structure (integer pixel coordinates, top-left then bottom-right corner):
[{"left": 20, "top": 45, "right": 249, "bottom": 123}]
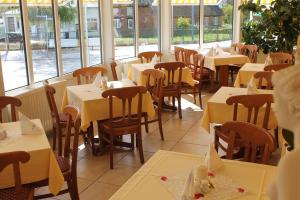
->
[
  {"left": 151, "top": 54, "right": 159, "bottom": 64},
  {"left": 92, "top": 72, "right": 102, "bottom": 88},
  {"left": 206, "top": 48, "right": 214, "bottom": 56},
  {"left": 19, "top": 112, "right": 42, "bottom": 135},
  {"left": 265, "top": 54, "right": 273, "bottom": 66},
  {"left": 205, "top": 143, "right": 224, "bottom": 172},
  {"left": 182, "top": 165, "right": 211, "bottom": 200},
  {"left": 247, "top": 77, "right": 259, "bottom": 95},
  {"left": 229, "top": 47, "right": 238, "bottom": 55},
  {"left": 216, "top": 47, "right": 225, "bottom": 55}
]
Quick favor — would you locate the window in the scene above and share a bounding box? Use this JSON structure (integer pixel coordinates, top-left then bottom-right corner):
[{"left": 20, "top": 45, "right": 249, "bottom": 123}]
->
[
  {"left": 204, "top": 17, "right": 209, "bottom": 27},
  {"left": 83, "top": 1, "right": 102, "bottom": 66},
  {"left": 138, "top": 0, "right": 160, "bottom": 52},
  {"left": 203, "top": 0, "right": 233, "bottom": 46},
  {"left": 0, "top": 3, "right": 28, "bottom": 91},
  {"left": 114, "top": 19, "right": 121, "bottom": 29},
  {"left": 113, "top": 0, "right": 135, "bottom": 60},
  {"left": 171, "top": 1, "right": 200, "bottom": 49},
  {"left": 59, "top": 1, "right": 82, "bottom": 74},
  {"left": 28, "top": 2, "right": 58, "bottom": 82},
  {"left": 128, "top": 19, "right": 133, "bottom": 29}
]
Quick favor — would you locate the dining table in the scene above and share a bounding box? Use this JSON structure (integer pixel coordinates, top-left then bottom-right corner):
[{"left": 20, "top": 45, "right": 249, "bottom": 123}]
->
[
  {"left": 234, "top": 63, "right": 266, "bottom": 88},
  {"left": 203, "top": 54, "right": 250, "bottom": 88},
  {"left": 0, "top": 119, "right": 64, "bottom": 195},
  {"left": 127, "top": 62, "right": 195, "bottom": 87},
  {"left": 110, "top": 150, "right": 276, "bottom": 200},
  {"left": 200, "top": 87, "right": 277, "bottom": 133}
]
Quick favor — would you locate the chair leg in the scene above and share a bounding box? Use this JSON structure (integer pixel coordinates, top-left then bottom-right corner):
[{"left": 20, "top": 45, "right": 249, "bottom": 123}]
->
[
  {"left": 57, "top": 125, "right": 63, "bottom": 156},
  {"left": 144, "top": 115, "right": 149, "bottom": 133},
  {"left": 110, "top": 134, "right": 114, "bottom": 169},
  {"left": 52, "top": 126, "right": 57, "bottom": 151},
  {"left": 67, "top": 180, "right": 75, "bottom": 200},
  {"left": 136, "top": 132, "right": 144, "bottom": 164},
  {"left": 158, "top": 108, "right": 164, "bottom": 141},
  {"left": 71, "top": 177, "right": 79, "bottom": 200},
  {"left": 131, "top": 133, "right": 135, "bottom": 149},
  {"left": 198, "top": 87, "right": 203, "bottom": 109},
  {"left": 177, "top": 95, "right": 182, "bottom": 119}
]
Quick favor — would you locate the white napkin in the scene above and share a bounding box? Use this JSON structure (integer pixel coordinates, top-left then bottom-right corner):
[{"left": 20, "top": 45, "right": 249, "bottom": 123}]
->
[
  {"left": 247, "top": 77, "right": 259, "bottom": 95},
  {"left": 229, "top": 47, "right": 238, "bottom": 55},
  {"left": 182, "top": 165, "right": 210, "bottom": 200},
  {"left": 19, "top": 112, "right": 42, "bottom": 135},
  {"left": 151, "top": 54, "right": 158, "bottom": 64},
  {"left": 265, "top": 54, "right": 273, "bottom": 66},
  {"left": 206, "top": 48, "right": 214, "bottom": 56},
  {"left": 205, "top": 143, "right": 224, "bottom": 172},
  {"left": 92, "top": 72, "right": 102, "bottom": 88},
  {"left": 216, "top": 47, "right": 225, "bottom": 55}
]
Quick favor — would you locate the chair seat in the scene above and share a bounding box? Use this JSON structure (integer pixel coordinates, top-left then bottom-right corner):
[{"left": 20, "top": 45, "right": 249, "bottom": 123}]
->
[
  {"left": 56, "top": 156, "right": 70, "bottom": 173},
  {"left": 0, "top": 186, "right": 34, "bottom": 200},
  {"left": 100, "top": 121, "right": 139, "bottom": 136}
]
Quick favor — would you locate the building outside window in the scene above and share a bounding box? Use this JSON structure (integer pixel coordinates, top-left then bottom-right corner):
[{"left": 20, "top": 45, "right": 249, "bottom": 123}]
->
[
  {"left": 114, "top": 18, "right": 121, "bottom": 29},
  {"left": 128, "top": 19, "right": 133, "bottom": 29}
]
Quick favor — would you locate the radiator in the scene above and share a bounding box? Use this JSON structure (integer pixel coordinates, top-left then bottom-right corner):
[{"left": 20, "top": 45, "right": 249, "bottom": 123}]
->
[{"left": 14, "top": 80, "right": 67, "bottom": 133}]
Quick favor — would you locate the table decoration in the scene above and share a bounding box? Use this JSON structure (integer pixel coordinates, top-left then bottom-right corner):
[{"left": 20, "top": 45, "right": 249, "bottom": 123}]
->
[
  {"left": 19, "top": 112, "right": 42, "bottom": 135},
  {"left": 246, "top": 77, "right": 259, "bottom": 95}
]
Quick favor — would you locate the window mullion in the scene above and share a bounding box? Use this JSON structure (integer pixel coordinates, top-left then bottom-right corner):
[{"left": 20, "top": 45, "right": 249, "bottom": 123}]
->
[
  {"left": 79, "top": 0, "right": 86, "bottom": 67},
  {"left": 134, "top": 0, "right": 138, "bottom": 56},
  {"left": 21, "top": 0, "right": 34, "bottom": 85},
  {"left": 199, "top": 0, "right": 204, "bottom": 48},
  {"left": 233, "top": 0, "right": 241, "bottom": 44},
  {"left": 53, "top": 0, "right": 63, "bottom": 76}
]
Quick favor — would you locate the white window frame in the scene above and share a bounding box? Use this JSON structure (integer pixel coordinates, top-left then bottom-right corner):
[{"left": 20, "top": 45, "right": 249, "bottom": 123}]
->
[
  {"left": 128, "top": 19, "right": 133, "bottom": 29},
  {"left": 114, "top": 18, "right": 121, "bottom": 29}
]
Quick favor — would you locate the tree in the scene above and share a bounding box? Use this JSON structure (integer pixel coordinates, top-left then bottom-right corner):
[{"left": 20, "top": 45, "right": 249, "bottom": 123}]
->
[
  {"left": 223, "top": 4, "right": 233, "bottom": 25},
  {"left": 176, "top": 17, "right": 191, "bottom": 42},
  {"left": 58, "top": 5, "right": 77, "bottom": 23}
]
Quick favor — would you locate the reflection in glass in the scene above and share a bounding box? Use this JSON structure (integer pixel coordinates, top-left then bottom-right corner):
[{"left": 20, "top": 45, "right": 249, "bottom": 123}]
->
[
  {"left": 171, "top": 2, "right": 200, "bottom": 50},
  {"left": 28, "top": 2, "right": 58, "bottom": 82},
  {"left": 138, "top": 0, "right": 160, "bottom": 53},
  {"left": 113, "top": 0, "right": 135, "bottom": 60},
  {"left": 83, "top": 0, "right": 102, "bottom": 66},
  {"left": 0, "top": 4, "right": 28, "bottom": 91},
  {"left": 59, "top": 0, "right": 82, "bottom": 74}
]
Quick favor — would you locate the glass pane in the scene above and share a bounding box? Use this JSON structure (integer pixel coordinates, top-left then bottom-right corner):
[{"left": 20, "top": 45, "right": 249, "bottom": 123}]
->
[
  {"left": 0, "top": 3, "right": 28, "bottom": 91},
  {"left": 171, "top": 2, "right": 200, "bottom": 50},
  {"left": 138, "top": 0, "right": 160, "bottom": 52},
  {"left": 113, "top": 0, "right": 135, "bottom": 60},
  {"left": 203, "top": 0, "right": 233, "bottom": 47},
  {"left": 28, "top": 2, "right": 58, "bottom": 82},
  {"left": 59, "top": 1, "right": 81, "bottom": 74},
  {"left": 83, "top": 0, "right": 102, "bottom": 66}
]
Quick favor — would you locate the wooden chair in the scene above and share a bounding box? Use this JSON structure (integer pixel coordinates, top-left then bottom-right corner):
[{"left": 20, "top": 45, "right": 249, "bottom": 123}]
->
[
  {"left": 138, "top": 51, "right": 163, "bottom": 63},
  {"left": 0, "top": 151, "right": 34, "bottom": 200},
  {"left": 34, "top": 105, "right": 81, "bottom": 200},
  {"left": 0, "top": 96, "right": 22, "bottom": 123},
  {"left": 243, "top": 45, "right": 258, "bottom": 63},
  {"left": 72, "top": 66, "right": 107, "bottom": 85},
  {"left": 264, "top": 63, "right": 290, "bottom": 71},
  {"left": 226, "top": 94, "right": 274, "bottom": 130},
  {"left": 269, "top": 52, "right": 293, "bottom": 64},
  {"left": 229, "top": 43, "right": 245, "bottom": 83},
  {"left": 214, "top": 121, "right": 275, "bottom": 164},
  {"left": 182, "top": 49, "right": 198, "bottom": 69},
  {"left": 154, "top": 62, "right": 185, "bottom": 119},
  {"left": 231, "top": 43, "right": 244, "bottom": 54},
  {"left": 111, "top": 61, "right": 118, "bottom": 81},
  {"left": 174, "top": 46, "right": 184, "bottom": 62},
  {"left": 254, "top": 71, "right": 273, "bottom": 89},
  {"left": 99, "top": 86, "right": 146, "bottom": 169},
  {"left": 142, "top": 69, "right": 165, "bottom": 140}
]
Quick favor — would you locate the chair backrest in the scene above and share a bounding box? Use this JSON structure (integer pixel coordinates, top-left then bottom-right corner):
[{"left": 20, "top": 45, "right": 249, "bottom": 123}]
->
[
  {"left": 254, "top": 71, "right": 273, "bottom": 89},
  {"left": 0, "top": 96, "right": 22, "bottom": 123},
  {"left": 242, "top": 45, "right": 258, "bottom": 63},
  {"left": 226, "top": 94, "right": 274, "bottom": 129},
  {"left": 154, "top": 62, "right": 185, "bottom": 89},
  {"left": 214, "top": 121, "right": 275, "bottom": 164},
  {"left": 72, "top": 66, "right": 107, "bottom": 85},
  {"left": 182, "top": 49, "right": 198, "bottom": 69},
  {"left": 231, "top": 43, "right": 244, "bottom": 54},
  {"left": 62, "top": 105, "right": 81, "bottom": 177},
  {"left": 43, "top": 80, "right": 60, "bottom": 125},
  {"left": 193, "top": 53, "right": 205, "bottom": 80},
  {"left": 102, "top": 86, "right": 147, "bottom": 131},
  {"left": 142, "top": 69, "right": 164, "bottom": 104},
  {"left": 137, "top": 51, "right": 163, "bottom": 63},
  {"left": 174, "top": 46, "right": 184, "bottom": 62},
  {"left": 269, "top": 52, "right": 293, "bottom": 64},
  {"left": 264, "top": 63, "right": 290, "bottom": 71},
  {"left": 0, "top": 151, "right": 30, "bottom": 197},
  {"left": 111, "top": 61, "right": 118, "bottom": 81}
]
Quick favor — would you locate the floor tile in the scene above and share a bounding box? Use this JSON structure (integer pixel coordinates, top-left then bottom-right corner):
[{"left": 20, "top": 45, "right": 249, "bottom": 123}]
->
[{"left": 80, "top": 182, "right": 120, "bottom": 200}]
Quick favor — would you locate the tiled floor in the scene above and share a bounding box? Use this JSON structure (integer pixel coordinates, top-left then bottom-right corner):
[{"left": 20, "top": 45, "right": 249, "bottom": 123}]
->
[{"left": 41, "top": 90, "right": 280, "bottom": 200}]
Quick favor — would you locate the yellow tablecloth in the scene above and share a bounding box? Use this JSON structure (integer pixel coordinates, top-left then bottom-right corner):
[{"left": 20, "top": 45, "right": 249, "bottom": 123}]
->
[
  {"left": 234, "top": 63, "right": 266, "bottom": 87},
  {"left": 0, "top": 119, "right": 64, "bottom": 195},
  {"left": 110, "top": 150, "right": 276, "bottom": 200},
  {"left": 62, "top": 80, "right": 156, "bottom": 130},
  {"left": 204, "top": 55, "right": 250, "bottom": 71},
  {"left": 200, "top": 87, "right": 277, "bottom": 132},
  {"left": 128, "top": 63, "right": 195, "bottom": 86}
]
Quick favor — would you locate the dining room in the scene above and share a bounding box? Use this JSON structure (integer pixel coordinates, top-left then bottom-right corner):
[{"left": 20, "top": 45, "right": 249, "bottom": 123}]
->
[{"left": 0, "top": 0, "right": 300, "bottom": 199}]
